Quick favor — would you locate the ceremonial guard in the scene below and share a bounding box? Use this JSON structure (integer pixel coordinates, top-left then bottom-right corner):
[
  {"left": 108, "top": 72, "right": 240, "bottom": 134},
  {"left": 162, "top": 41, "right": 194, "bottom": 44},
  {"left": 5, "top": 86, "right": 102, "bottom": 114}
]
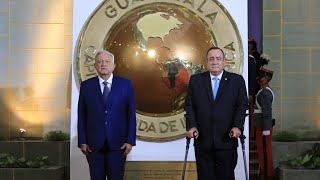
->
[{"left": 254, "top": 68, "right": 275, "bottom": 180}]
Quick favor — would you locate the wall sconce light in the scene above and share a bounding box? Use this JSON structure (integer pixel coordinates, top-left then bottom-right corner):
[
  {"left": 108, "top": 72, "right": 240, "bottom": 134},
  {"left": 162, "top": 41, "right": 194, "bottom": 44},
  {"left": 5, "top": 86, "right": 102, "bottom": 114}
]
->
[{"left": 19, "top": 128, "right": 27, "bottom": 141}]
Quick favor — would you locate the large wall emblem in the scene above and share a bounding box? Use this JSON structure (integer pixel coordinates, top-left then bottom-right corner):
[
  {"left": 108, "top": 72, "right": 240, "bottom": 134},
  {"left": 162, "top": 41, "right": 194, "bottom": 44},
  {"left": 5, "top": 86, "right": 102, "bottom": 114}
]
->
[{"left": 74, "top": 0, "right": 243, "bottom": 141}]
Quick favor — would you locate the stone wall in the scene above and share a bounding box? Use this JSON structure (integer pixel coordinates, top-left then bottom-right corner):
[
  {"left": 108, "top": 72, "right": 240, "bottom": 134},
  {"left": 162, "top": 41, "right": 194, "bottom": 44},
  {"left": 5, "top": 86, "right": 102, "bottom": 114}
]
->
[{"left": 0, "top": 141, "right": 70, "bottom": 180}]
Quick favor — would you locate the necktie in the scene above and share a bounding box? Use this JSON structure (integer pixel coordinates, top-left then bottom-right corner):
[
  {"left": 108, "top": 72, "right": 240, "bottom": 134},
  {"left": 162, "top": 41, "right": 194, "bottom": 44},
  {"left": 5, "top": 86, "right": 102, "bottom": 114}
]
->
[
  {"left": 102, "top": 81, "right": 109, "bottom": 104},
  {"left": 212, "top": 77, "right": 219, "bottom": 100}
]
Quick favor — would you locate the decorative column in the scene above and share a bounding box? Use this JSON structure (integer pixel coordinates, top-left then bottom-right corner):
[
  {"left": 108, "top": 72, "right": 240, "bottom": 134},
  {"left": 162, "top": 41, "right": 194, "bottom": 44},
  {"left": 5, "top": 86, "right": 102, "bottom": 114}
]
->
[{"left": 248, "top": 0, "right": 263, "bottom": 52}]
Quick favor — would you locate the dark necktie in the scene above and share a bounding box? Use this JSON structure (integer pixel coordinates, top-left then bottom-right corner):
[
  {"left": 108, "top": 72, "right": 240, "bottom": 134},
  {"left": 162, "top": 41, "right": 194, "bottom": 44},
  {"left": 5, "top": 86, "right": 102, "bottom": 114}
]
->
[{"left": 102, "top": 81, "right": 109, "bottom": 104}]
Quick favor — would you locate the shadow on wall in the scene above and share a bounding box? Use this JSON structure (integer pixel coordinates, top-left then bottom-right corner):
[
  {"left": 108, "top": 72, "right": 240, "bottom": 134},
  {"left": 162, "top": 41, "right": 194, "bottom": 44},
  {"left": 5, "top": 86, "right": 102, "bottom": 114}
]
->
[
  {"left": 0, "top": 90, "right": 10, "bottom": 137},
  {"left": 0, "top": 87, "right": 43, "bottom": 139},
  {"left": 67, "top": 65, "right": 72, "bottom": 109},
  {"left": 0, "top": 65, "right": 73, "bottom": 139}
]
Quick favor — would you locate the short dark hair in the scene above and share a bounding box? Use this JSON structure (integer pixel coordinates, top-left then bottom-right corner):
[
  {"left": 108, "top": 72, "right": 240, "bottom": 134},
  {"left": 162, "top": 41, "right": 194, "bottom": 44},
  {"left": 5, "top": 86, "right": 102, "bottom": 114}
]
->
[
  {"left": 248, "top": 39, "right": 257, "bottom": 51},
  {"left": 206, "top": 47, "right": 225, "bottom": 59}
]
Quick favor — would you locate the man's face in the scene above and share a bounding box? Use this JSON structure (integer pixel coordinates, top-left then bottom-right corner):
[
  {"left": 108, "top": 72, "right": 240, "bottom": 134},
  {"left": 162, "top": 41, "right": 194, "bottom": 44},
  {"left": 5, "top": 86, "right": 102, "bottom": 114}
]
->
[
  {"left": 94, "top": 53, "right": 115, "bottom": 76},
  {"left": 206, "top": 49, "right": 225, "bottom": 76},
  {"left": 257, "top": 75, "right": 268, "bottom": 86},
  {"left": 257, "top": 76, "right": 264, "bottom": 85},
  {"left": 248, "top": 43, "right": 253, "bottom": 54}
]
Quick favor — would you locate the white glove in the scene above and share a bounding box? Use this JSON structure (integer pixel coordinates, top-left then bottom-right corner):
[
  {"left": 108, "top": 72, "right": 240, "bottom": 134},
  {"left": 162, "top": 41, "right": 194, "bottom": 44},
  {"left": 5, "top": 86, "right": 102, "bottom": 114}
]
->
[{"left": 262, "top": 130, "right": 270, "bottom": 136}]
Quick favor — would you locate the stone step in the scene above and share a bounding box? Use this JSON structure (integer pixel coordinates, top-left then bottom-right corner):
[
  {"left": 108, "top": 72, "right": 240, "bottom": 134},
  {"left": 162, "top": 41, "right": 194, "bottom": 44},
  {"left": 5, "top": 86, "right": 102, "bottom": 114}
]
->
[
  {"left": 249, "top": 169, "right": 259, "bottom": 180},
  {"left": 250, "top": 149, "right": 258, "bottom": 159},
  {"left": 249, "top": 139, "right": 260, "bottom": 179},
  {"left": 250, "top": 141, "right": 257, "bottom": 150},
  {"left": 250, "top": 158, "right": 260, "bottom": 170}
]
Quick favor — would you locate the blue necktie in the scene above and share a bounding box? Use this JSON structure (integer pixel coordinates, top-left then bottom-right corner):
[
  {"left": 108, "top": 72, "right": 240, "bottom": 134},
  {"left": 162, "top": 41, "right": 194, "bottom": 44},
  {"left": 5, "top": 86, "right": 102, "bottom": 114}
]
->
[
  {"left": 102, "top": 81, "right": 109, "bottom": 104},
  {"left": 212, "top": 77, "right": 219, "bottom": 100}
]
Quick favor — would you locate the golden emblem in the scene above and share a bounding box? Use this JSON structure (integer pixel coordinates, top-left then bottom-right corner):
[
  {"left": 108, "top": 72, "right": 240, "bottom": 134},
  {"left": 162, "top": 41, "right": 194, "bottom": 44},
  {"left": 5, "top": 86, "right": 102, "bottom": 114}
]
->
[{"left": 74, "top": 0, "right": 243, "bottom": 141}]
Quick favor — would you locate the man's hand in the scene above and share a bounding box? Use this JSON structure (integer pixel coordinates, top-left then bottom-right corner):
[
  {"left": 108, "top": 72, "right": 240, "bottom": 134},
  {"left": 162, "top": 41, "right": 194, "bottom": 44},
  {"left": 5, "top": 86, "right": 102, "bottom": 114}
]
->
[
  {"left": 121, "top": 143, "right": 133, "bottom": 156},
  {"left": 262, "top": 130, "right": 271, "bottom": 136},
  {"left": 229, "top": 127, "right": 241, "bottom": 138},
  {"left": 186, "top": 127, "right": 199, "bottom": 139},
  {"left": 80, "top": 144, "right": 92, "bottom": 156}
]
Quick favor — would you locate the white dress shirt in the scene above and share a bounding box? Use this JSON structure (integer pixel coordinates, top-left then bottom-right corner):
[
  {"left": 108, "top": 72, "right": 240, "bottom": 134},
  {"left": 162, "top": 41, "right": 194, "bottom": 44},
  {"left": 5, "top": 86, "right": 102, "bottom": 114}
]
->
[
  {"left": 210, "top": 71, "right": 223, "bottom": 91},
  {"left": 98, "top": 74, "right": 113, "bottom": 94}
]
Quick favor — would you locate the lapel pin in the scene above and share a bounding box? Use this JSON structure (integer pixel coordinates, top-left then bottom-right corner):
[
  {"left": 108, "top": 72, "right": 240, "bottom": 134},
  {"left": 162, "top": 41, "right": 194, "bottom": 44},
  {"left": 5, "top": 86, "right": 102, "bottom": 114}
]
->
[{"left": 225, "top": 78, "right": 227, "bottom": 80}]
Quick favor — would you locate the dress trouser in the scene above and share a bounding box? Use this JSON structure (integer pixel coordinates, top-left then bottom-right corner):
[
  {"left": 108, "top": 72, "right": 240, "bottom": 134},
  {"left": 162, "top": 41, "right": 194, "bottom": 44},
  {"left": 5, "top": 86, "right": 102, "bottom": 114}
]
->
[
  {"left": 195, "top": 145, "right": 238, "bottom": 180},
  {"left": 86, "top": 143, "right": 126, "bottom": 180},
  {"left": 256, "top": 128, "right": 273, "bottom": 180}
]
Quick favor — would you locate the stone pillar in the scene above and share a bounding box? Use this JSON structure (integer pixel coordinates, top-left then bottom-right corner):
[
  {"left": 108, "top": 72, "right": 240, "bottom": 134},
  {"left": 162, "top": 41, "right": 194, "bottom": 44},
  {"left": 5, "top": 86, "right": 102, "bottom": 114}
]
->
[{"left": 248, "top": 0, "right": 263, "bottom": 52}]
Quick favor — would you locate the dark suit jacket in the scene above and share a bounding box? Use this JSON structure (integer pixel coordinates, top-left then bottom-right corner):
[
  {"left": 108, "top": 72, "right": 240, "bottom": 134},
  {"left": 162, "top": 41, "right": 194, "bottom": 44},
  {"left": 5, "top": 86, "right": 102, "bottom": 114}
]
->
[
  {"left": 185, "top": 71, "right": 248, "bottom": 150},
  {"left": 77, "top": 76, "right": 136, "bottom": 151}
]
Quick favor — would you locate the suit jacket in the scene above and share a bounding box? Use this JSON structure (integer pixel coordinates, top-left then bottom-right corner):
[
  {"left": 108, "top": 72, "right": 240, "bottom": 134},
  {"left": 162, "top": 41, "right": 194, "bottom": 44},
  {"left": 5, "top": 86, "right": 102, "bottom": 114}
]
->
[
  {"left": 185, "top": 70, "right": 248, "bottom": 150},
  {"left": 77, "top": 76, "right": 136, "bottom": 151}
]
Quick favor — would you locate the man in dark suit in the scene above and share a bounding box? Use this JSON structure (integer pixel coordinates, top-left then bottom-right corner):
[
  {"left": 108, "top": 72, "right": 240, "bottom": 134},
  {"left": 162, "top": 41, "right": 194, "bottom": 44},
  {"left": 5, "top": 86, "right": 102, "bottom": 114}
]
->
[
  {"left": 77, "top": 50, "right": 136, "bottom": 180},
  {"left": 248, "top": 55, "right": 257, "bottom": 139},
  {"left": 185, "top": 47, "right": 248, "bottom": 180}
]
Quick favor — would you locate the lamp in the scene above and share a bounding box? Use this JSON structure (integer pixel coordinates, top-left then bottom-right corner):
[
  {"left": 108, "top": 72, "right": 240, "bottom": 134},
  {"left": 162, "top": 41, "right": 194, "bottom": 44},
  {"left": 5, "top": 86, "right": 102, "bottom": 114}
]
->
[{"left": 19, "top": 128, "right": 27, "bottom": 141}]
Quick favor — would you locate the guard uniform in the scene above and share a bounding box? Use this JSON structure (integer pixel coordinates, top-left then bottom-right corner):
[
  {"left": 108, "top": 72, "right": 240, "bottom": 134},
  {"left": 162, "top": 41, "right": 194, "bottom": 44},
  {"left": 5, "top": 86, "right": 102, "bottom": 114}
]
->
[{"left": 254, "top": 68, "right": 274, "bottom": 180}]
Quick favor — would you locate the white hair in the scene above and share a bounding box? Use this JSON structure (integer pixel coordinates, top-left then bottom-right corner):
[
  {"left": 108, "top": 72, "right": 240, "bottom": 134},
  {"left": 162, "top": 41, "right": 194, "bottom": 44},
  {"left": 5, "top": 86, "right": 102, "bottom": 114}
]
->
[{"left": 95, "top": 50, "right": 115, "bottom": 63}]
